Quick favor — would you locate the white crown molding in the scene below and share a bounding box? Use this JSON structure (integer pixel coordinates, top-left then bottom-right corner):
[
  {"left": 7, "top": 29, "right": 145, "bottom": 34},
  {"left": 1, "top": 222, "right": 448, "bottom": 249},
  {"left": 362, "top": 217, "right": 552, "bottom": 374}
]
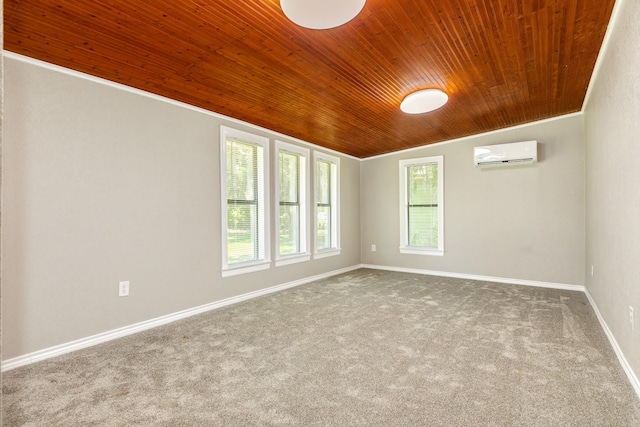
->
[
  {"left": 362, "top": 112, "right": 584, "bottom": 161},
  {"left": 1, "top": 51, "right": 360, "bottom": 161},
  {"left": 582, "top": 0, "right": 626, "bottom": 111},
  {"left": 4, "top": 51, "right": 588, "bottom": 163},
  {"left": 5, "top": 0, "right": 622, "bottom": 164}
]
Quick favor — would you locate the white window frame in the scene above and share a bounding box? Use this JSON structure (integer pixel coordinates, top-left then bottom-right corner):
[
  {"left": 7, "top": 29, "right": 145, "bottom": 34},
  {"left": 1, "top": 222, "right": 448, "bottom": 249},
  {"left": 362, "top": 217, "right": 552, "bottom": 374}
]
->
[
  {"left": 275, "top": 141, "right": 311, "bottom": 266},
  {"left": 220, "top": 125, "right": 271, "bottom": 277},
  {"left": 314, "top": 152, "right": 340, "bottom": 258},
  {"left": 399, "top": 155, "right": 444, "bottom": 256}
]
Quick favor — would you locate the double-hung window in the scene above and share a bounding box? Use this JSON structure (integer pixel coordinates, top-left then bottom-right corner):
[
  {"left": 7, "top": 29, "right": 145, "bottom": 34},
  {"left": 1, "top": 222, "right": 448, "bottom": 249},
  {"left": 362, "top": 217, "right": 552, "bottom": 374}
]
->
[
  {"left": 399, "top": 156, "right": 444, "bottom": 256},
  {"left": 220, "top": 126, "right": 270, "bottom": 276},
  {"left": 314, "top": 152, "right": 340, "bottom": 257},
  {"left": 276, "top": 141, "right": 310, "bottom": 265}
]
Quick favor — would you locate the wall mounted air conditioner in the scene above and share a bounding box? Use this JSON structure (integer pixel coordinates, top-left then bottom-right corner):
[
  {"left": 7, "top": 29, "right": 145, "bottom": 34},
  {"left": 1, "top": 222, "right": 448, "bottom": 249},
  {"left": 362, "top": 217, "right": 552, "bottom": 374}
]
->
[{"left": 474, "top": 140, "right": 537, "bottom": 168}]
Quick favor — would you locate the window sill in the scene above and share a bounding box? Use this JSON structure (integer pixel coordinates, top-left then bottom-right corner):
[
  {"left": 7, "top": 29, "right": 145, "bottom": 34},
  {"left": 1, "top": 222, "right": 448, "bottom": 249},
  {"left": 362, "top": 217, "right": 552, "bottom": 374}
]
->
[
  {"left": 399, "top": 247, "right": 444, "bottom": 256},
  {"left": 314, "top": 248, "right": 341, "bottom": 259},
  {"left": 222, "top": 260, "right": 271, "bottom": 277},
  {"left": 275, "top": 254, "right": 311, "bottom": 267}
]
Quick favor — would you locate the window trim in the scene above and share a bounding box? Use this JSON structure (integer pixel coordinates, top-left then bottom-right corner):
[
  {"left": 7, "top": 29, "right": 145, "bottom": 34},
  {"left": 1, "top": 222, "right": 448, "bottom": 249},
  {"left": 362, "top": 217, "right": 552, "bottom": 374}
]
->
[
  {"left": 275, "top": 140, "right": 311, "bottom": 267},
  {"left": 314, "top": 152, "right": 341, "bottom": 258},
  {"left": 399, "top": 155, "right": 444, "bottom": 256},
  {"left": 220, "top": 125, "right": 271, "bottom": 277}
]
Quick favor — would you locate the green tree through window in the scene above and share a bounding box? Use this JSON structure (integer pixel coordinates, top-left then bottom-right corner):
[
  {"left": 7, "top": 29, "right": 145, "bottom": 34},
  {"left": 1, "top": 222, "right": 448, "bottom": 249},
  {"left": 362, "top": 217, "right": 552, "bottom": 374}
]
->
[
  {"left": 279, "top": 151, "right": 301, "bottom": 255},
  {"left": 399, "top": 156, "right": 444, "bottom": 255},
  {"left": 407, "top": 163, "right": 439, "bottom": 247},
  {"left": 226, "top": 139, "right": 260, "bottom": 263}
]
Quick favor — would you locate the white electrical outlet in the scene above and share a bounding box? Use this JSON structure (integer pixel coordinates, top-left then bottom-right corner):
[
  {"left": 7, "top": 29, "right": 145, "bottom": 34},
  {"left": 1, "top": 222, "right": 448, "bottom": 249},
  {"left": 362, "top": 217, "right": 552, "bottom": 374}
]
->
[
  {"left": 630, "top": 306, "right": 635, "bottom": 331},
  {"left": 371, "top": 244, "right": 377, "bottom": 252},
  {"left": 119, "top": 281, "right": 130, "bottom": 297},
  {"left": 590, "top": 265, "right": 594, "bottom": 277}
]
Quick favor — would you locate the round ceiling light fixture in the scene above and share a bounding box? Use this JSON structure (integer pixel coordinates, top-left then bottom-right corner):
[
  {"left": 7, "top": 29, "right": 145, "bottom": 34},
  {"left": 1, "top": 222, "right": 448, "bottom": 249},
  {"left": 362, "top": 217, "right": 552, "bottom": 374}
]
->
[
  {"left": 280, "top": 0, "right": 366, "bottom": 30},
  {"left": 400, "top": 89, "right": 448, "bottom": 114}
]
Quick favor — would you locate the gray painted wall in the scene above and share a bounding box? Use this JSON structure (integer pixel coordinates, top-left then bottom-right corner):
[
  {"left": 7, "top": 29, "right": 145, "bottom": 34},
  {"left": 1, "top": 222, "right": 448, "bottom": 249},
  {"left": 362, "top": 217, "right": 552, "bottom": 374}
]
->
[
  {"left": 3, "top": 0, "right": 638, "bottom": 391},
  {"left": 361, "top": 115, "right": 586, "bottom": 286},
  {"left": 1, "top": 7, "right": 4, "bottom": 363},
  {"left": 584, "top": 0, "right": 640, "bottom": 380},
  {"left": 2, "top": 56, "right": 360, "bottom": 360}
]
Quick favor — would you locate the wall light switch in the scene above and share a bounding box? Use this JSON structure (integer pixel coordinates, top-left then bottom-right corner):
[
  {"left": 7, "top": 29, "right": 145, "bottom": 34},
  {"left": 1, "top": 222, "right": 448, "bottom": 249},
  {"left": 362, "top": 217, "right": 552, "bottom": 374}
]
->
[
  {"left": 371, "top": 244, "right": 377, "bottom": 252},
  {"left": 119, "top": 281, "right": 130, "bottom": 297}
]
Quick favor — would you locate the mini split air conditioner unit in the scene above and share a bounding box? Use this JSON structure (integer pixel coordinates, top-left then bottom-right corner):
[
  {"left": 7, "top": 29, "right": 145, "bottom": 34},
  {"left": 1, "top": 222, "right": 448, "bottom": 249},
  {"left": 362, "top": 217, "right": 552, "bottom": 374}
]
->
[{"left": 474, "top": 140, "right": 537, "bottom": 168}]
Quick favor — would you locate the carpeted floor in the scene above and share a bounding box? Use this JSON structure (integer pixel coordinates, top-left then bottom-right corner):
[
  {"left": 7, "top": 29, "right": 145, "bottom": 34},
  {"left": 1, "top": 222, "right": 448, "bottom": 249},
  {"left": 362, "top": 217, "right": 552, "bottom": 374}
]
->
[{"left": 3, "top": 269, "right": 640, "bottom": 426}]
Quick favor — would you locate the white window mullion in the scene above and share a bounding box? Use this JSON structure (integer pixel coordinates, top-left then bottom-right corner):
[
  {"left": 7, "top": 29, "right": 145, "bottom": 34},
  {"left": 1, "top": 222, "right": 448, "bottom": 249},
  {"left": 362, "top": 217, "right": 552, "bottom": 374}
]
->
[
  {"left": 275, "top": 141, "right": 310, "bottom": 266},
  {"left": 221, "top": 126, "right": 270, "bottom": 277},
  {"left": 399, "top": 155, "right": 444, "bottom": 256},
  {"left": 314, "top": 152, "right": 340, "bottom": 258}
]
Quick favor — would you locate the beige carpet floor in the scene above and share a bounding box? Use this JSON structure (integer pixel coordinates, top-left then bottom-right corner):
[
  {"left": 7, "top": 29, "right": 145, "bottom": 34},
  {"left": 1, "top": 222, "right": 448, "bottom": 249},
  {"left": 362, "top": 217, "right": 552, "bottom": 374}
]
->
[{"left": 3, "top": 269, "right": 640, "bottom": 426}]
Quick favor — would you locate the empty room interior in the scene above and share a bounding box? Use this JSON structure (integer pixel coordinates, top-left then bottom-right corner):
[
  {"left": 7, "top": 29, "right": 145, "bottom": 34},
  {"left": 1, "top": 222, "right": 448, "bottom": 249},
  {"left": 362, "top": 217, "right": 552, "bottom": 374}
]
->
[{"left": 2, "top": 0, "right": 640, "bottom": 424}]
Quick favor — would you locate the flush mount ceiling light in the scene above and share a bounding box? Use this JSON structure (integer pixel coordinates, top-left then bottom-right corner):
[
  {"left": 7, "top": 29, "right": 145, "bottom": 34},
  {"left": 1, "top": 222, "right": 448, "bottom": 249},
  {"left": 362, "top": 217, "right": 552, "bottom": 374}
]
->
[
  {"left": 280, "top": 0, "right": 366, "bottom": 30},
  {"left": 400, "top": 89, "right": 448, "bottom": 114}
]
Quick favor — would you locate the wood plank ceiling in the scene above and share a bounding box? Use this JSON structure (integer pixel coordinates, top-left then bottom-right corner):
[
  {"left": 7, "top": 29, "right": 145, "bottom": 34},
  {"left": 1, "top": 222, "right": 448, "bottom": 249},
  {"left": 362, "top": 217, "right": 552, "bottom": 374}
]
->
[{"left": 4, "top": 0, "right": 616, "bottom": 158}]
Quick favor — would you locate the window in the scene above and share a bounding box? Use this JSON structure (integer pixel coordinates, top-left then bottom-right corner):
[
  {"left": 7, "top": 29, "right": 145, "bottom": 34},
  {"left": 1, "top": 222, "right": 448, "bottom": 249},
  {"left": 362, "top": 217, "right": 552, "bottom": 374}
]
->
[
  {"left": 399, "top": 156, "right": 444, "bottom": 256},
  {"left": 276, "top": 141, "right": 310, "bottom": 266},
  {"left": 314, "top": 152, "right": 340, "bottom": 257},
  {"left": 220, "top": 126, "right": 270, "bottom": 276}
]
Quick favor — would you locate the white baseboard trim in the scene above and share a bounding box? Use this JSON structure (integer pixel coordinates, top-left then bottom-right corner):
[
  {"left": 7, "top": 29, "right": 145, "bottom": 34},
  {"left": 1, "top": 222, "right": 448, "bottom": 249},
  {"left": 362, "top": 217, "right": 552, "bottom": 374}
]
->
[
  {"left": 360, "top": 264, "right": 585, "bottom": 292},
  {"left": 1, "top": 264, "right": 361, "bottom": 372},
  {"left": 583, "top": 289, "right": 640, "bottom": 399},
  {"left": 5, "top": 264, "right": 638, "bottom": 401},
  {"left": 362, "top": 263, "right": 639, "bottom": 400}
]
